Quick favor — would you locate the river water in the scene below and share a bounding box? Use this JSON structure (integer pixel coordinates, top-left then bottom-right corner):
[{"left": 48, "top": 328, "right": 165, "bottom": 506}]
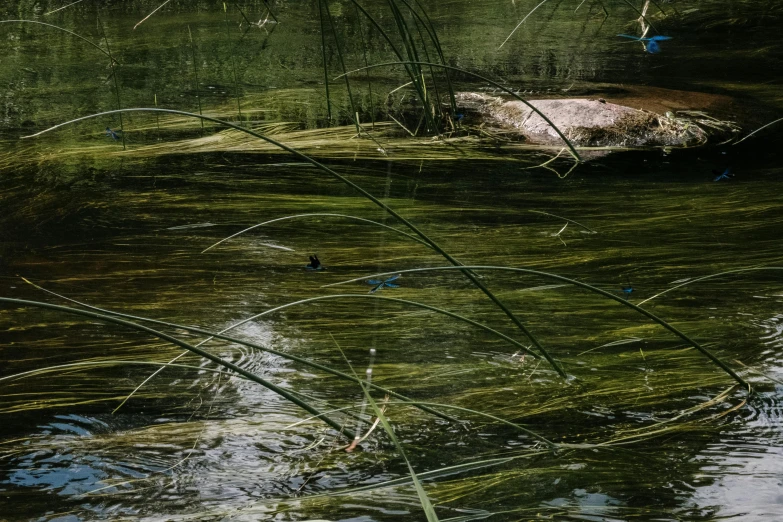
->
[{"left": 1, "top": 1, "right": 782, "bottom": 520}]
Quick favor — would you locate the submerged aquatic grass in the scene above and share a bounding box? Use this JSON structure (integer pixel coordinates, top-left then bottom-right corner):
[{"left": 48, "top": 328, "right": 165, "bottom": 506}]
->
[{"left": 3, "top": 2, "right": 783, "bottom": 519}]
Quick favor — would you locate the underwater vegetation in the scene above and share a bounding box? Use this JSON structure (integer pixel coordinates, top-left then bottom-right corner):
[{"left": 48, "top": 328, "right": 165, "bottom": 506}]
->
[{"left": 1, "top": 0, "right": 783, "bottom": 520}]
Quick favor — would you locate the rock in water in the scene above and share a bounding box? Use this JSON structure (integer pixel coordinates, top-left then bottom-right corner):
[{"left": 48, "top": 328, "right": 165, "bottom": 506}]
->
[{"left": 454, "top": 92, "right": 711, "bottom": 148}]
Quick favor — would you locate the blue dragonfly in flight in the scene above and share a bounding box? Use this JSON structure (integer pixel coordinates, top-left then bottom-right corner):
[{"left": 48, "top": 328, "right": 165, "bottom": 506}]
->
[
  {"left": 105, "top": 127, "right": 121, "bottom": 140},
  {"left": 617, "top": 34, "right": 673, "bottom": 54},
  {"left": 366, "top": 274, "right": 401, "bottom": 294},
  {"left": 713, "top": 167, "right": 733, "bottom": 181}
]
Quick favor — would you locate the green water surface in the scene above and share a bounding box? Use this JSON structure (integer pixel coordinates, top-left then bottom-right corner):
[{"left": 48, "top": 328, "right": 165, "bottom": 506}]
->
[{"left": 1, "top": 1, "right": 782, "bottom": 520}]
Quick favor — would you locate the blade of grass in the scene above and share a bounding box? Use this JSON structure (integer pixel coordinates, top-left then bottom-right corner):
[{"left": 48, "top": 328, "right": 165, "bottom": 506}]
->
[
  {"left": 133, "top": 0, "right": 174, "bottom": 30},
  {"left": 317, "top": 0, "right": 333, "bottom": 124},
  {"left": 636, "top": 266, "right": 783, "bottom": 306},
  {"left": 18, "top": 278, "right": 462, "bottom": 424},
  {"left": 0, "top": 20, "right": 115, "bottom": 62},
  {"left": 223, "top": 2, "right": 243, "bottom": 124},
  {"left": 322, "top": 265, "right": 752, "bottom": 392},
  {"left": 100, "top": 21, "right": 126, "bottom": 151},
  {"left": 348, "top": 0, "right": 436, "bottom": 133},
  {"left": 407, "top": 0, "right": 457, "bottom": 116},
  {"left": 0, "top": 296, "right": 356, "bottom": 439},
  {"left": 44, "top": 0, "right": 87, "bottom": 16},
  {"left": 210, "top": 293, "right": 541, "bottom": 358},
  {"left": 528, "top": 210, "right": 597, "bottom": 233},
  {"left": 188, "top": 25, "right": 205, "bottom": 132},
  {"left": 322, "top": 0, "right": 361, "bottom": 133},
  {"left": 0, "top": 360, "right": 237, "bottom": 384},
  {"left": 334, "top": 338, "right": 440, "bottom": 522},
  {"left": 353, "top": 3, "right": 376, "bottom": 128},
  {"left": 201, "top": 212, "right": 433, "bottom": 253},
  {"left": 498, "top": 0, "right": 549, "bottom": 49},
  {"left": 21, "top": 107, "right": 567, "bottom": 379},
  {"left": 734, "top": 116, "right": 783, "bottom": 145},
  {"left": 620, "top": 0, "right": 659, "bottom": 34}
]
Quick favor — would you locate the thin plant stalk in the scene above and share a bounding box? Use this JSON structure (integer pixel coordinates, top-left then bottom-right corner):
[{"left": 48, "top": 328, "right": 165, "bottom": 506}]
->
[
  {"left": 100, "top": 23, "right": 125, "bottom": 150},
  {"left": 188, "top": 25, "right": 205, "bottom": 132},
  {"left": 734, "top": 116, "right": 783, "bottom": 145},
  {"left": 133, "top": 0, "right": 174, "bottom": 31},
  {"left": 335, "top": 341, "right": 440, "bottom": 522},
  {"left": 318, "top": 0, "right": 333, "bottom": 123},
  {"left": 201, "top": 212, "right": 433, "bottom": 253},
  {"left": 498, "top": 0, "right": 550, "bottom": 49},
  {"left": 528, "top": 210, "right": 597, "bottom": 233},
  {"left": 154, "top": 93, "right": 160, "bottom": 131},
  {"left": 323, "top": 265, "right": 752, "bottom": 392},
  {"left": 223, "top": 2, "right": 243, "bottom": 124},
  {"left": 214, "top": 293, "right": 541, "bottom": 358},
  {"left": 0, "top": 297, "right": 356, "bottom": 439},
  {"left": 636, "top": 267, "right": 783, "bottom": 306},
  {"left": 322, "top": 0, "right": 361, "bottom": 133},
  {"left": 21, "top": 107, "right": 567, "bottom": 379},
  {"left": 621, "top": 0, "right": 659, "bottom": 34},
  {"left": 0, "top": 20, "right": 114, "bottom": 61},
  {"left": 44, "top": 0, "right": 87, "bottom": 16},
  {"left": 18, "top": 278, "right": 462, "bottom": 424},
  {"left": 354, "top": 3, "right": 376, "bottom": 128},
  {"left": 348, "top": 0, "right": 437, "bottom": 133},
  {"left": 407, "top": 0, "right": 457, "bottom": 116}
]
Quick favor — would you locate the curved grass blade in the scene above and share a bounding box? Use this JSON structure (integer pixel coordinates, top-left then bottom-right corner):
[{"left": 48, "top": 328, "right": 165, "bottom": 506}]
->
[
  {"left": 498, "top": 0, "right": 549, "bottom": 50},
  {"left": 223, "top": 3, "right": 243, "bottom": 124},
  {"left": 188, "top": 25, "right": 205, "bottom": 132},
  {"left": 636, "top": 267, "right": 783, "bottom": 306},
  {"left": 317, "top": 0, "right": 333, "bottom": 123},
  {"left": 215, "top": 293, "right": 540, "bottom": 358},
  {"left": 385, "top": 0, "right": 438, "bottom": 133},
  {"left": 0, "top": 20, "right": 115, "bottom": 62},
  {"left": 201, "top": 212, "right": 432, "bottom": 253},
  {"left": 21, "top": 107, "right": 566, "bottom": 379},
  {"left": 0, "top": 360, "right": 235, "bottom": 384},
  {"left": 620, "top": 0, "right": 659, "bottom": 34},
  {"left": 528, "top": 210, "right": 597, "bottom": 234},
  {"left": 322, "top": 0, "right": 361, "bottom": 133},
  {"left": 100, "top": 22, "right": 125, "bottom": 150},
  {"left": 407, "top": 0, "right": 457, "bottom": 116},
  {"left": 734, "top": 116, "right": 783, "bottom": 145},
  {"left": 44, "top": 0, "right": 87, "bottom": 16},
  {"left": 18, "top": 278, "right": 462, "bottom": 424},
  {"left": 335, "top": 61, "right": 582, "bottom": 162},
  {"left": 335, "top": 342, "right": 440, "bottom": 522},
  {"left": 347, "top": 1, "right": 436, "bottom": 132},
  {"left": 0, "top": 297, "right": 356, "bottom": 439},
  {"left": 133, "top": 0, "right": 174, "bottom": 31},
  {"left": 385, "top": 401, "right": 554, "bottom": 446},
  {"left": 322, "top": 266, "right": 752, "bottom": 392}
]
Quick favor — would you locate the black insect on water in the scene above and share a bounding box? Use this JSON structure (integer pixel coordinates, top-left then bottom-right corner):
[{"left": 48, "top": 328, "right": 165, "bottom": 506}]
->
[{"left": 306, "top": 254, "right": 324, "bottom": 270}]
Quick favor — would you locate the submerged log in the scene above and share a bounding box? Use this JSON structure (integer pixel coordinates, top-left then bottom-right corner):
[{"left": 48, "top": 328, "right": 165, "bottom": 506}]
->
[{"left": 455, "top": 92, "right": 737, "bottom": 148}]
